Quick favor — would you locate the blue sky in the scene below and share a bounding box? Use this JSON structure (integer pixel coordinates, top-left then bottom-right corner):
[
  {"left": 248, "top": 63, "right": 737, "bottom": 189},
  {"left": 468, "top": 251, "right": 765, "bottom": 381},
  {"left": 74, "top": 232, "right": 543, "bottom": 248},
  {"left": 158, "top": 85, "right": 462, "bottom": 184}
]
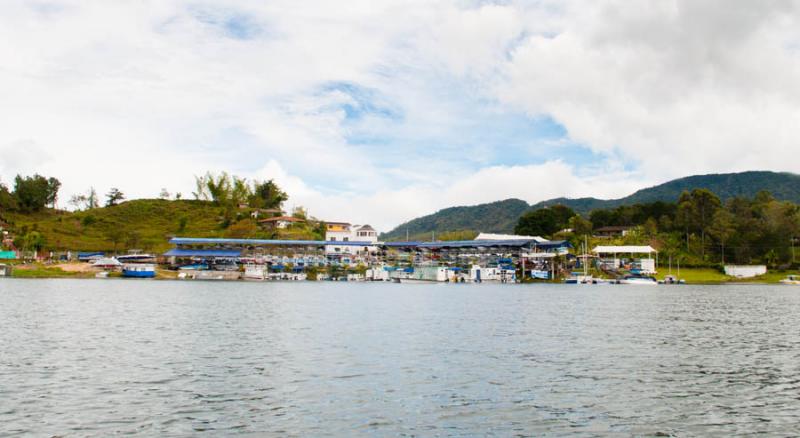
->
[{"left": 1, "top": 1, "right": 799, "bottom": 230}]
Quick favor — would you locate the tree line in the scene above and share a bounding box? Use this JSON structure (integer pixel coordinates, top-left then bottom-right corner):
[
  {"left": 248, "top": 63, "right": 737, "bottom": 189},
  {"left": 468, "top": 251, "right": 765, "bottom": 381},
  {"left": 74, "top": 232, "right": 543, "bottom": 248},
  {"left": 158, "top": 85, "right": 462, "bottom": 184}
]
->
[{"left": 515, "top": 189, "right": 800, "bottom": 267}]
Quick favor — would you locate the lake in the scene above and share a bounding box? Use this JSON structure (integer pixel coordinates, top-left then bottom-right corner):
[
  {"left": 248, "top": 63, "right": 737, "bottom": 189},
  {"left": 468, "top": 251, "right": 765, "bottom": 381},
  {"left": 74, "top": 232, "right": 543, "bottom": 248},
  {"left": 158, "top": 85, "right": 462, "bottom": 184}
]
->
[{"left": 2, "top": 279, "right": 800, "bottom": 436}]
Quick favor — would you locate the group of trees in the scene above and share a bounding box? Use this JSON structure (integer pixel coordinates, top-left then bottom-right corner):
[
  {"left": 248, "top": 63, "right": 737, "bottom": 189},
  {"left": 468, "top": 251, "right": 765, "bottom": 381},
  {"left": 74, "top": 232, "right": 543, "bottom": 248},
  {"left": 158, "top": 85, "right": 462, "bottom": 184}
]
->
[
  {"left": 193, "top": 172, "right": 288, "bottom": 210},
  {"left": 516, "top": 189, "right": 800, "bottom": 267},
  {"left": 68, "top": 187, "right": 126, "bottom": 210},
  {"left": 0, "top": 174, "right": 61, "bottom": 213}
]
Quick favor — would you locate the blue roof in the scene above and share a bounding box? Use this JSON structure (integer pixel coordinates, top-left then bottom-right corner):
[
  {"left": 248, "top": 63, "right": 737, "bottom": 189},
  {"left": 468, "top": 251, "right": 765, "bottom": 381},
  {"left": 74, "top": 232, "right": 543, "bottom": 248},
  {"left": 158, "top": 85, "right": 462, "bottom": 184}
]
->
[
  {"left": 163, "top": 249, "right": 241, "bottom": 258},
  {"left": 170, "top": 237, "right": 374, "bottom": 247}
]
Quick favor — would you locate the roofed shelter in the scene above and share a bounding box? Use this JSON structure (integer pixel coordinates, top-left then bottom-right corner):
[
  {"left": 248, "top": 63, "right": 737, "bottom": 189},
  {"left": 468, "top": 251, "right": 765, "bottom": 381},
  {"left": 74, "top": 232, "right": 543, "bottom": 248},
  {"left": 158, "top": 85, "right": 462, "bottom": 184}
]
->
[{"left": 592, "top": 245, "right": 658, "bottom": 273}]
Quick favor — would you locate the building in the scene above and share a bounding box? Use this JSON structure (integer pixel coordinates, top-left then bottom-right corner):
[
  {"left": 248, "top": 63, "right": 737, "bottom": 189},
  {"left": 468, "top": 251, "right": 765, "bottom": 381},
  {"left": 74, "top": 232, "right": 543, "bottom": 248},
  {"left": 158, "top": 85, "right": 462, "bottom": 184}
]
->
[
  {"left": 593, "top": 226, "right": 633, "bottom": 238},
  {"left": 325, "top": 222, "right": 378, "bottom": 256},
  {"left": 258, "top": 216, "right": 305, "bottom": 229}
]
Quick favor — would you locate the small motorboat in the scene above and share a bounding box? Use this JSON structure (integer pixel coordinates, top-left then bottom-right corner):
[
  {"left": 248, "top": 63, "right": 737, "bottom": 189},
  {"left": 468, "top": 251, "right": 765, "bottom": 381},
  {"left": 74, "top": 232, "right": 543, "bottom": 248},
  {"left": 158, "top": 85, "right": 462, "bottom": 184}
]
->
[
  {"left": 619, "top": 274, "right": 658, "bottom": 285},
  {"left": 780, "top": 275, "right": 800, "bottom": 285},
  {"left": 659, "top": 275, "right": 686, "bottom": 285}
]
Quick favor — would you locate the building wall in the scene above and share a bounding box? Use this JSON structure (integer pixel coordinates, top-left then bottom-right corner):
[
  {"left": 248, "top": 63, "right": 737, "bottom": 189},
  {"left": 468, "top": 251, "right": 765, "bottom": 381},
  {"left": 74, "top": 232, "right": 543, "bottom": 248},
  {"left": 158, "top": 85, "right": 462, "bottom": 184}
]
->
[{"left": 325, "top": 226, "right": 378, "bottom": 255}]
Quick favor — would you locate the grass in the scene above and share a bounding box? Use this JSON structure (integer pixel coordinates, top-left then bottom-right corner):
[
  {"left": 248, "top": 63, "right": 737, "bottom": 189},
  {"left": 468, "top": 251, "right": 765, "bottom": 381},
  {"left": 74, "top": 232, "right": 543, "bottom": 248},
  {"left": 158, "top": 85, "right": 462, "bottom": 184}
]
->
[
  {"left": 11, "top": 265, "right": 88, "bottom": 278},
  {"left": 656, "top": 267, "right": 800, "bottom": 284},
  {"left": 3, "top": 199, "right": 322, "bottom": 254},
  {"left": 656, "top": 268, "right": 730, "bottom": 284}
]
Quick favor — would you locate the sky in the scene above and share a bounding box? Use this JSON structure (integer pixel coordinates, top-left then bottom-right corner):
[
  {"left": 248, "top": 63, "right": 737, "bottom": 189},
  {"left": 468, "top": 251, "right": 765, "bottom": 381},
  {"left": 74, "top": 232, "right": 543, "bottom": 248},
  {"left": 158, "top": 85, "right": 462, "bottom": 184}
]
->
[{"left": 2, "top": 0, "right": 800, "bottom": 231}]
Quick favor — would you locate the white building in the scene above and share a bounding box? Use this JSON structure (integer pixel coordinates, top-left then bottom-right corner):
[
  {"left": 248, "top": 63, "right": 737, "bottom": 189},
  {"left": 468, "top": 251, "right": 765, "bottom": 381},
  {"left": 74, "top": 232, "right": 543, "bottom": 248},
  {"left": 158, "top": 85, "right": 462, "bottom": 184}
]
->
[{"left": 325, "top": 222, "right": 379, "bottom": 256}]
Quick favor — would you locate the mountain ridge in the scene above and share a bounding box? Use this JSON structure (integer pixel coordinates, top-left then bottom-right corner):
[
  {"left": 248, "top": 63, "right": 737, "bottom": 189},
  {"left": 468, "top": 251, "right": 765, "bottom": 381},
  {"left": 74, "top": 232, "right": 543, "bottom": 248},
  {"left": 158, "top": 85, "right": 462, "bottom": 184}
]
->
[{"left": 381, "top": 171, "right": 800, "bottom": 240}]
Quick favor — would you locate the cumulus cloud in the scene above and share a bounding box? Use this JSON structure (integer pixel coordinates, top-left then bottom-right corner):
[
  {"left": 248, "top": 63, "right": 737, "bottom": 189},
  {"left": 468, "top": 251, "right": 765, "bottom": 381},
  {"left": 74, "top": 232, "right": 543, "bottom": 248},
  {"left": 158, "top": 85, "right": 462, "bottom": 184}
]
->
[{"left": 0, "top": 0, "right": 797, "bottom": 232}]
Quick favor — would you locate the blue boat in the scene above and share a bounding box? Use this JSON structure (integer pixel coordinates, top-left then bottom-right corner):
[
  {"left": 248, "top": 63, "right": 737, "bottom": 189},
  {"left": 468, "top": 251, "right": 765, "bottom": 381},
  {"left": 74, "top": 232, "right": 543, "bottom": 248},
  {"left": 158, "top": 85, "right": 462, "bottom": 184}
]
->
[{"left": 122, "top": 264, "right": 156, "bottom": 278}]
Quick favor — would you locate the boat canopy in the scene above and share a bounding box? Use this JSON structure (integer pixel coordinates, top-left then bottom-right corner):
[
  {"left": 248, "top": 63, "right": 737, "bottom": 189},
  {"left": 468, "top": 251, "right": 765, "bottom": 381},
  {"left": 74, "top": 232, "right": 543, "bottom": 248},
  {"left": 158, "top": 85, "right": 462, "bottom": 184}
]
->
[
  {"left": 170, "top": 237, "right": 373, "bottom": 247},
  {"left": 163, "top": 249, "right": 242, "bottom": 258},
  {"left": 592, "top": 245, "right": 657, "bottom": 254}
]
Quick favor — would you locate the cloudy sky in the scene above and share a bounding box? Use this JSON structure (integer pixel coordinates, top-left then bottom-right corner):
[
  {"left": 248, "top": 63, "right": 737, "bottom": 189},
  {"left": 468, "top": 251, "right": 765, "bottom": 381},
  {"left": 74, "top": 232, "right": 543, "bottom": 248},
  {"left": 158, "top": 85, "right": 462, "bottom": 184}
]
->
[{"left": 2, "top": 1, "right": 799, "bottom": 231}]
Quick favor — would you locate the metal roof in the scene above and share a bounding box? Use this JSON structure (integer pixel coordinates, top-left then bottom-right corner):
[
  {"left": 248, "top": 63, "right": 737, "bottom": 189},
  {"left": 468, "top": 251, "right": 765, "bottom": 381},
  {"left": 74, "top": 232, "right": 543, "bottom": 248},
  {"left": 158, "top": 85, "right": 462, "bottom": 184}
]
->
[
  {"left": 163, "top": 248, "right": 242, "bottom": 258},
  {"left": 383, "top": 239, "right": 571, "bottom": 250},
  {"left": 169, "top": 237, "right": 374, "bottom": 247}
]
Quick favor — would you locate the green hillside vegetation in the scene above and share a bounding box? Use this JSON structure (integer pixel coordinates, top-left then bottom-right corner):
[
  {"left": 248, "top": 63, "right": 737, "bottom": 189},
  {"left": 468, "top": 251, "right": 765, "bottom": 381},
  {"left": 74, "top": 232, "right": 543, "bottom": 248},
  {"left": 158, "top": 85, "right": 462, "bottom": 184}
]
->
[
  {"left": 527, "top": 189, "right": 800, "bottom": 269},
  {"left": 380, "top": 199, "right": 528, "bottom": 240},
  {"left": 383, "top": 171, "right": 800, "bottom": 238},
  {"left": 4, "top": 199, "right": 324, "bottom": 253},
  {"left": 1, "top": 172, "right": 324, "bottom": 254},
  {"left": 530, "top": 171, "right": 800, "bottom": 214}
]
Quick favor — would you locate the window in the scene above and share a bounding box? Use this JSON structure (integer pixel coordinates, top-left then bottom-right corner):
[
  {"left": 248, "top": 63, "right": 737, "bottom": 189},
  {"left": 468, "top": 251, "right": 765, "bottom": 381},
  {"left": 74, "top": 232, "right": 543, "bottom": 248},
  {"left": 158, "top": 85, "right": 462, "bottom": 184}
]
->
[
  {"left": 344, "top": 237, "right": 349, "bottom": 241},
  {"left": 330, "top": 237, "right": 336, "bottom": 241}
]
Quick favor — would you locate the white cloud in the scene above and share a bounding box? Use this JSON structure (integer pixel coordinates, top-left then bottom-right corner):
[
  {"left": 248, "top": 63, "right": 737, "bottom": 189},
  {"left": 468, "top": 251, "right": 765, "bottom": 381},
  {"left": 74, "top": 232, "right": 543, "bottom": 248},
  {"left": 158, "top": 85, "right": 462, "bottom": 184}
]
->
[{"left": 1, "top": 1, "right": 799, "bottom": 232}]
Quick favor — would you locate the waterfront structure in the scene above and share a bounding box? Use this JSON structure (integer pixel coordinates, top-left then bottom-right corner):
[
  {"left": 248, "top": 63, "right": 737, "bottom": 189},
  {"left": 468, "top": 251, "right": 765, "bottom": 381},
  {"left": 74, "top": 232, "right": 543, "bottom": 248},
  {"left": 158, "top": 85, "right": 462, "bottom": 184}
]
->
[
  {"left": 325, "top": 222, "right": 379, "bottom": 258},
  {"left": 724, "top": 265, "right": 767, "bottom": 278},
  {"left": 592, "top": 245, "right": 658, "bottom": 274},
  {"left": 163, "top": 236, "right": 571, "bottom": 281}
]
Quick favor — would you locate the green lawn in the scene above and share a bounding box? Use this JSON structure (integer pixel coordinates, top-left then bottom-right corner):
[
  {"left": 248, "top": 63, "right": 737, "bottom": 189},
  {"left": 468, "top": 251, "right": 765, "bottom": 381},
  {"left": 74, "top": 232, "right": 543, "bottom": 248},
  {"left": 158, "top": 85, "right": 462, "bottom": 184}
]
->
[{"left": 656, "top": 267, "right": 799, "bottom": 284}]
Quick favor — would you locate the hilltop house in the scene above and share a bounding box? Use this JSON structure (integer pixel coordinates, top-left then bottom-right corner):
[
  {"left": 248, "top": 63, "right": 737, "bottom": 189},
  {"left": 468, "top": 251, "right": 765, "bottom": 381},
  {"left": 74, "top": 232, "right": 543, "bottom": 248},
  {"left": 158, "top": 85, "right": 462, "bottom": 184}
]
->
[
  {"left": 325, "top": 222, "right": 378, "bottom": 256},
  {"left": 258, "top": 216, "right": 305, "bottom": 229},
  {"left": 593, "top": 226, "right": 633, "bottom": 238}
]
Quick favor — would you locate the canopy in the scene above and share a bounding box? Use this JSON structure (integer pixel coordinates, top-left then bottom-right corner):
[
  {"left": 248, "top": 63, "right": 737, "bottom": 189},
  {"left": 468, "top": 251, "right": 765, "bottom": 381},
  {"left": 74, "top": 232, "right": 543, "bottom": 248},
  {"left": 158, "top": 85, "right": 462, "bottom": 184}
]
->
[
  {"left": 163, "top": 249, "right": 241, "bottom": 258},
  {"left": 92, "top": 257, "right": 122, "bottom": 267},
  {"left": 592, "top": 245, "right": 657, "bottom": 254}
]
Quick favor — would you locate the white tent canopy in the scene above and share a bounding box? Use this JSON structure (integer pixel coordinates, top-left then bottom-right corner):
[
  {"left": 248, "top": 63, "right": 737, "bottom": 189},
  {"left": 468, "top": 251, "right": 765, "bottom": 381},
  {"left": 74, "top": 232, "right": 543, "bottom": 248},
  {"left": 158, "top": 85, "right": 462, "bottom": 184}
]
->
[
  {"left": 592, "top": 245, "right": 657, "bottom": 254},
  {"left": 475, "top": 233, "right": 547, "bottom": 242}
]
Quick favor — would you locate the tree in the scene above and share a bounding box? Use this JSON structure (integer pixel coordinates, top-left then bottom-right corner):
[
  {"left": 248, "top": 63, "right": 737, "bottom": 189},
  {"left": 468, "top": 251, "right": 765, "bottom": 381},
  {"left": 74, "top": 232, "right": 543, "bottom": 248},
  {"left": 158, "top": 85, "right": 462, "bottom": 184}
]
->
[
  {"left": 515, "top": 209, "right": 559, "bottom": 237},
  {"left": 292, "top": 206, "right": 308, "bottom": 219},
  {"left": 68, "top": 194, "right": 87, "bottom": 210},
  {"left": 13, "top": 174, "right": 60, "bottom": 212},
  {"left": 0, "top": 181, "right": 18, "bottom": 211},
  {"left": 87, "top": 188, "right": 99, "bottom": 209},
  {"left": 105, "top": 188, "right": 125, "bottom": 207},
  {"left": 677, "top": 189, "right": 721, "bottom": 258},
  {"left": 22, "top": 231, "right": 46, "bottom": 252},
  {"left": 550, "top": 205, "right": 576, "bottom": 229},
  {"left": 159, "top": 188, "right": 171, "bottom": 199},
  {"left": 69, "top": 187, "right": 99, "bottom": 211},
  {"left": 708, "top": 209, "right": 736, "bottom": 264},
  {"left": 567, "top": 215, "right": 593, "bottom": 236},
  {"left": 251, "top": 179, "right": 288, "bottom": 210}
]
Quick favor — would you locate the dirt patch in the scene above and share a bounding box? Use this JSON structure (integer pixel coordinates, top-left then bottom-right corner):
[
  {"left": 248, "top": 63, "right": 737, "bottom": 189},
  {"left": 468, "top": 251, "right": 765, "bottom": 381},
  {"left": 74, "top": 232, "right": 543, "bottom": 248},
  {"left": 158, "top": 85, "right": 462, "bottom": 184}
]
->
[{"left": 54, "top": 262, "right": 97, "bottom": 273}]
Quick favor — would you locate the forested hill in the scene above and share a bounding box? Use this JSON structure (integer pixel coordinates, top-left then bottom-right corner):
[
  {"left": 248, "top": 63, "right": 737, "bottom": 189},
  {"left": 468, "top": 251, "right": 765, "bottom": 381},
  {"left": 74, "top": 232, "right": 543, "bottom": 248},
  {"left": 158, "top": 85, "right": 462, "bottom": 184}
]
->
[
  {"left": 380, "top": 199, "right": 529, "bottom": 241},
  {"left": 529, "top": 171, "right": 800, "bottom": 213},
  {"left": 380, "top": 171, "right": 800, "bottom": 239}
]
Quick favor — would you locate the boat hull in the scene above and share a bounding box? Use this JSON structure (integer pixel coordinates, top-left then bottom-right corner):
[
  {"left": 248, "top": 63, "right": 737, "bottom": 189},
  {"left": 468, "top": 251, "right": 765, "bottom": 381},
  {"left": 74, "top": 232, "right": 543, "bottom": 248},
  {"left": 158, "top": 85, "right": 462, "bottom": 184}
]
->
[{"left": 122, "top": 270, "right": 155, "bottom": 278}]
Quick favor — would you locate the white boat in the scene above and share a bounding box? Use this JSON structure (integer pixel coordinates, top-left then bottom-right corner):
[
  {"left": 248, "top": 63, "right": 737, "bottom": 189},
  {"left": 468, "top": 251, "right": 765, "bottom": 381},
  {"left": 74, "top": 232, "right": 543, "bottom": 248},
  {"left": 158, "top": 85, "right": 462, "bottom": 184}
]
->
[
  {"left": 92, "top": 257, "right": 122, "bottom": 268},
  {"left": 619, "top": 275, "right": 658, "bottom": 285},
  {"left": 780, "top": 275, "right": 800, "bottom": 285}
]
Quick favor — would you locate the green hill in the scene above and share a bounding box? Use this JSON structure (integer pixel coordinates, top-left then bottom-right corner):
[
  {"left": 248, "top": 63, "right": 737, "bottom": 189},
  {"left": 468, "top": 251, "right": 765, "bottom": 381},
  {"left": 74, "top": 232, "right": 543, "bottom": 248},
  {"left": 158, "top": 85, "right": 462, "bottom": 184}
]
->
[
  {"left": 380, "top": 198, "right": 529, "bottom": 241},
  {"left": 381, "top": 171, "right": 800, "bottom": 238},
  {"left": 2, "top": 199, "right": 320, "bottom": 253}
]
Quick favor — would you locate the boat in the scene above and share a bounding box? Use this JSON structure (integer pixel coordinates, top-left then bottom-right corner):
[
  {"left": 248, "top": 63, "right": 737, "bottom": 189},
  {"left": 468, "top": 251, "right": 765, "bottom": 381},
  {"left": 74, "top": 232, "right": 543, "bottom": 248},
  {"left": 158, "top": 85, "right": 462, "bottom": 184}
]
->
[
  {"left": 122, "top": 264, "right": 156, "bottom": 278},
  {"left": 780, "top": 275, "right": 800, "bottom": 285},
  {"left": 619, "top": 274, "right": 658, "bottom": 285},
  {"left": 92, "top": 257, "right": 122, "bottom": 269},
  {"left": 659, "top": 275, "right": 685, "bottom": 285},
  {"left": 117, "top": 254, "right": 156, "bottom": 264}
]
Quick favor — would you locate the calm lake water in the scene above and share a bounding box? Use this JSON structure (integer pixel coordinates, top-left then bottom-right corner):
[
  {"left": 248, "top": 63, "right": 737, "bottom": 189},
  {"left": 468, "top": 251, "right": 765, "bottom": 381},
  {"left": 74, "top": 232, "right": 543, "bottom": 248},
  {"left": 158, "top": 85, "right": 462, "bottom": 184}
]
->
[{"left": 2, "top": 279, "right": 800, "bottom": 436}]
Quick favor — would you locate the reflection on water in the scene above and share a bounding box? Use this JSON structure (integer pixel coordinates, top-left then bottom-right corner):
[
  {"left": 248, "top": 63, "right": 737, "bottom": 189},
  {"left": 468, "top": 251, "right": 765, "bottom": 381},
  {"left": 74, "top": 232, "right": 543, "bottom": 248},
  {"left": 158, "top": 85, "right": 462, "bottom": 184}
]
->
[{"left": 2, "top": 279, "right": 800, "bottom": 436}]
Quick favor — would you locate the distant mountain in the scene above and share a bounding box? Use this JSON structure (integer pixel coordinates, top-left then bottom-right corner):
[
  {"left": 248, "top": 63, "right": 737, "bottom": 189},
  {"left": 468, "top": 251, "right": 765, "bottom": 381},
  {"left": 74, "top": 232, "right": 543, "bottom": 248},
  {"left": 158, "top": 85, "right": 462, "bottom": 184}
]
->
[
  {"left": 381, "top": 198, "right": 529, "bottom": 241},
  {"left": 380, "top": 171, "right": 800, "bottom": 239}
]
